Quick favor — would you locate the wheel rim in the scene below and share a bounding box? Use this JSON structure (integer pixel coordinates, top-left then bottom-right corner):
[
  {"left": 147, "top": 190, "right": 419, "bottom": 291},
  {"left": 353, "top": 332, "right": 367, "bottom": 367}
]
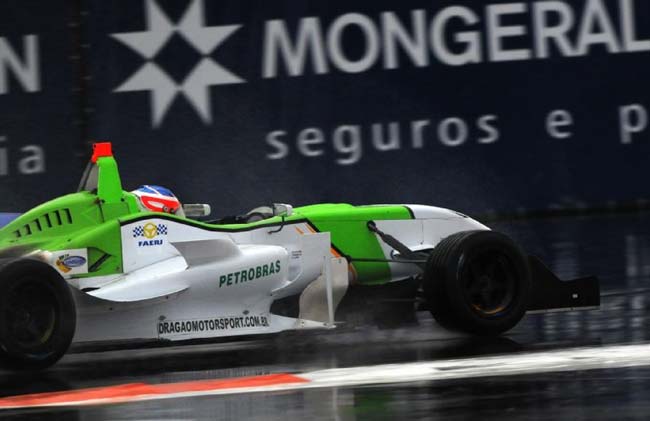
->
[
  {"left": 4, "top": 280, "right": 57, "bottom": 349},
  {"left": 461, "top": 249, "right": 517, "bottom": 317}
]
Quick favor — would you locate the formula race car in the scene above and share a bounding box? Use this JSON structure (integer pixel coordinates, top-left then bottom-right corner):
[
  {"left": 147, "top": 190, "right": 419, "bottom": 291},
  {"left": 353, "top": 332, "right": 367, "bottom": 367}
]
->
[{"left": 0, "top": 143, "right": 600, "bottom": 369}]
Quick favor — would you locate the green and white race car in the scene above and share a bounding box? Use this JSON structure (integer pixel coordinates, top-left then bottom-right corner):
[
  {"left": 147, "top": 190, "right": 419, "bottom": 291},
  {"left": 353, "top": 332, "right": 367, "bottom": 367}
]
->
[{"left": 0, "top": 143, "right": 600, "bottom": 369}]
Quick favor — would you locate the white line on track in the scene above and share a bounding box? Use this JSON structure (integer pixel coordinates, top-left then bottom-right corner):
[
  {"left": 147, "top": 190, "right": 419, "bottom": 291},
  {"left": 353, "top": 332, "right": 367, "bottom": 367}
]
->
[
  {"left": 301, "top": 342, "right": 650, "bottom": 386},
  {"left": 3, "top": 342, "right": 650, "bottom": 409}
]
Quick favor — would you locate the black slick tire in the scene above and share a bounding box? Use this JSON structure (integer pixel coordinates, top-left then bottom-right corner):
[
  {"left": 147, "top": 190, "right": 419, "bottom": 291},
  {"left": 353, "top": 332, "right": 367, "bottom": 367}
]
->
[
  {"left": 422, "top": 230, "right": 531, "bottom": 336},
  {"left": 0, "top": 259, "right": 76, "bottom": 370}
]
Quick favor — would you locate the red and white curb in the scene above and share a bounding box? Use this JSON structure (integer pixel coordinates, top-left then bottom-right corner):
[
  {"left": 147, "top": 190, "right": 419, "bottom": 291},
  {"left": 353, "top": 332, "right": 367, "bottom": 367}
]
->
[{"left": 2, "top": 342, "right": 650, "bottom": 410}]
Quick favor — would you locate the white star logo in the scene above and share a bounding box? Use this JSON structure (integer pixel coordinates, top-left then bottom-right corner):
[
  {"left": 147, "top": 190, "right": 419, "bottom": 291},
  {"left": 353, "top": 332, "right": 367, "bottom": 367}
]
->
[{"left": 111, "top": 0, "right": 244, "bottom": 127}]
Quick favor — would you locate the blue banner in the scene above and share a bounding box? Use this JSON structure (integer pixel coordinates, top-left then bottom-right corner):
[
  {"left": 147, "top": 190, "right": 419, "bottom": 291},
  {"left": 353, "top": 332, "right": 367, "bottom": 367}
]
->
[
  {"left": 0, "top": 0, "right": 84, "bottom": 211},
  {"left": 4, "top": 0, "right": 650, "bottom": 216}
]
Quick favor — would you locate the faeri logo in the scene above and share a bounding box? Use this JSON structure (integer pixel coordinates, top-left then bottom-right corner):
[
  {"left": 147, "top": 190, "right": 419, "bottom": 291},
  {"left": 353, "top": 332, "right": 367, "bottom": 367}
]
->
[
  {"left": 110, "top": 0, "right": 244, "bottom": 128},
  {"left": 132, "top": 222, "right": 168, "bottom": 246}
]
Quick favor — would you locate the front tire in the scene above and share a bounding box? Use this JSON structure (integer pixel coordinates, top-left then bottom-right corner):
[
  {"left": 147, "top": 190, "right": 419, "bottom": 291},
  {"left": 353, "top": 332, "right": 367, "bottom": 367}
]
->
[
  {"left": 0, "top": 259, "right": 76, "bottom": 370},
  {"left": 423, "top": 231, "right": 531, "bottom": 336}
]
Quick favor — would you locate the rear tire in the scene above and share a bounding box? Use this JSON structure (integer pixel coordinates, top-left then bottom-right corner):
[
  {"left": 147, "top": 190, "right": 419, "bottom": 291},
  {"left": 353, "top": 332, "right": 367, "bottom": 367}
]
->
[
  {"left": 0, "top": 259, "right": 76, "bottom": 370},
  {"left": 423, "top": 230, "right": 531, "bottom": 336}
]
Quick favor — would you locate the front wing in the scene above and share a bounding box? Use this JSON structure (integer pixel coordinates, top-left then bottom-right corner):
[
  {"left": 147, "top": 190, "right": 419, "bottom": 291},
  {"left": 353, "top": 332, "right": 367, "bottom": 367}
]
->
[{"left": 527, "top": 256, "right": 600, "bottom": 312}]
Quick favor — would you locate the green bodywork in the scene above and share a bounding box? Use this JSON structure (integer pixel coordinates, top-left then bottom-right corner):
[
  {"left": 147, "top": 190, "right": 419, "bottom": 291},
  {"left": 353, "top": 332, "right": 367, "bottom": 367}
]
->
[
  {"left": 0, "top": 152, "right": 413, "bottom": 284},
  {"left": 0, "top": 155, "right": 139, "bottom": 277},
  {"left": 294, "top": 204, "right": 412, "bottom": 284}
]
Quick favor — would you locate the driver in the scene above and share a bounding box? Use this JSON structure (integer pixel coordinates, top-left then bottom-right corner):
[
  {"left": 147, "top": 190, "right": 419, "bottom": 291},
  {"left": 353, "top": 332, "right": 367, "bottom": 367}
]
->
[{"left": 131, "top": 185, "right": 184, "bottom": 216}]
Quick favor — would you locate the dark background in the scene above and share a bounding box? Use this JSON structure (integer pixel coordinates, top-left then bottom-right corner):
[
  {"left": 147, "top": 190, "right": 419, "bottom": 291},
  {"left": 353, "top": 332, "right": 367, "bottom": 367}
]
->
[{"left": 1, "top": 0, "right": 649, "bottom": 216}]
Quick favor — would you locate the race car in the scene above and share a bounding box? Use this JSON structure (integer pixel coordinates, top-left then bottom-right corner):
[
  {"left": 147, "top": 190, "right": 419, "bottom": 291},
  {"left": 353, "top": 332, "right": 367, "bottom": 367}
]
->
[{"left": 0, "top": 143, "right": 600, "bottom": 370}]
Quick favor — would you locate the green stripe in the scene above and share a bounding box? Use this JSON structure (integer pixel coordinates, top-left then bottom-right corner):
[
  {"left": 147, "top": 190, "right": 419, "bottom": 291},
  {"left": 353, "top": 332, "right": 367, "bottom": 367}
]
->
[{"left": 296, "top": 204, "right": 413, "bottom": 284}]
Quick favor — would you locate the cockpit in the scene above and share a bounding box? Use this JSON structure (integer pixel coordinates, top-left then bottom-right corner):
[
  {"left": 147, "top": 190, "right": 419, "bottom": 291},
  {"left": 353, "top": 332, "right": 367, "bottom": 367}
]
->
[{"left": 78, "top": 142, "right": 291, "bottom": 224}]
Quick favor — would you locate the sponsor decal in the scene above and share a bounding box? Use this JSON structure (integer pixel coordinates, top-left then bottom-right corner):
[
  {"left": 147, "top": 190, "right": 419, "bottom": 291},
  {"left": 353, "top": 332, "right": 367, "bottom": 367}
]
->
[
  {"left": 157, "top": 315, "right": 270, "bottom": 338},
  {"left": 132, "top": 222, "right": 168, "bottom": 247},
  {"left": 291, "top": 250, "right": 302, "bottom": 259},
  {"left": 55, "top": 254, "right": 87, "bottom": 273},
  {"left": 52, "top": 248, "right": 88, "bottom": 275},
  {"left": 218, "top": 260, "right": 281, "bottom": 288}
]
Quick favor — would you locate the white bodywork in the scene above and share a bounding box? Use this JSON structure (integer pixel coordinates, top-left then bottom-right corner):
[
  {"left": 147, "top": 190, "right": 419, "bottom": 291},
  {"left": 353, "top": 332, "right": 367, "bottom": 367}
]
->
[
  {"left": 371, "top": 205, "right": 489, "bottom": 281},
  {"left": 67, "top": 205, "right": 487, "bottom": 344}
]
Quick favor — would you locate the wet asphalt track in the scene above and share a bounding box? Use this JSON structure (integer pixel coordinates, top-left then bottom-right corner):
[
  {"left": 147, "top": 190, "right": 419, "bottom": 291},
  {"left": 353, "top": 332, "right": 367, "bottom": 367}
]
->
[{"left": 2, "top": 211, "right": 650, "bottom": 420}]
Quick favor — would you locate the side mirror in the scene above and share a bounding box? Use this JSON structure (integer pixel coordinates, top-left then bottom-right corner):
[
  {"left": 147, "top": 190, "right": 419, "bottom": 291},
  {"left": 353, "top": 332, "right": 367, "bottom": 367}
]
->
[
  {"left": 272, "top": 203, "right": 293, "bottom": 217},
  {"left": 183, "top": 204, "right": 211, "bottom": 218}
]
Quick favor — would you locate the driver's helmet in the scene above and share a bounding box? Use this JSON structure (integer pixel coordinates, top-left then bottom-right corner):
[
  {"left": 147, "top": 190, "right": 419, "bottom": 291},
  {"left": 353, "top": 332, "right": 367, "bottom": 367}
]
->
[{"left": 131, "top": 185, "right": 182, "bottom": 215}]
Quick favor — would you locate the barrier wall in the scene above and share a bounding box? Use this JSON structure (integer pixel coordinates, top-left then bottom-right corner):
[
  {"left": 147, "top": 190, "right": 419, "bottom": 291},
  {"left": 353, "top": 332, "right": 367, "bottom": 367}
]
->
[
  {"left": 1, "top": 0, "right": 650, "bottom": 215},
  {"left": 0, "top": 0, "right": 84, "bottom": 209}
]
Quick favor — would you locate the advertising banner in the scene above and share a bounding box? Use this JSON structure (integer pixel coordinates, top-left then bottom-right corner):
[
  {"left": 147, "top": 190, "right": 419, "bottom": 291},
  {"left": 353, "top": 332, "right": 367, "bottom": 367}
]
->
[
  {"left": 36, "top": 0, "right": 650, "bottom": 215},
  {"left": 0, "top": 0, "right": 84, "bottom": 211}
]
